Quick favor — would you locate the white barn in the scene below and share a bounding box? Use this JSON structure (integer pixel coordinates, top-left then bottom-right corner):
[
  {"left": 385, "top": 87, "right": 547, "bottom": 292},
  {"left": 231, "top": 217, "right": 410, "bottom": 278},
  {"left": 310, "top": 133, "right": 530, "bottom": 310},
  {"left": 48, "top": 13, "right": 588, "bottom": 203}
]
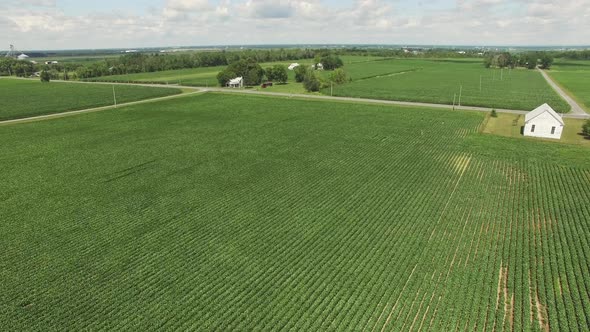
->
[
  {"left": 523, "top": 103, "right": 564, "bottom": 140},
  {"left": 227, "top": 77, "right": 243, "bottom": 88}
]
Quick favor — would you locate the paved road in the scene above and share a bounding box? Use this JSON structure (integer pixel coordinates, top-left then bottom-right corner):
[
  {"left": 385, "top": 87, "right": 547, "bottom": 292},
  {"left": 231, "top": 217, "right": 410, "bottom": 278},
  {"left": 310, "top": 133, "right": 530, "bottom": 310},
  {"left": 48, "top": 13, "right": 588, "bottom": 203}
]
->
[
  {"left": 0, "top": 90, "right": 204, "bottom": 126},
  {"left": 537, "top": 68, "right": 587, "bottom": 116},
  {"left": 202, "top": 87, "right": 533, "bottom": 115},
  {"left": 201, "top": 87, "right": 590, "bottom": 119}
]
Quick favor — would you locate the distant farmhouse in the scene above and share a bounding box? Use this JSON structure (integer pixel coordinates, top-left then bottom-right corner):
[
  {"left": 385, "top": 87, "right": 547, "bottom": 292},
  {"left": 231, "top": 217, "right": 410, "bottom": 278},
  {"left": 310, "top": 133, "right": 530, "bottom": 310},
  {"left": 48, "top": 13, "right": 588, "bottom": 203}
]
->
[
  {"left": 524, "top": 104, "right": 564, "bottom": 140},
  {"left": 288, "top": 63, "right": 300, "bottom": 70},
  {"left": 17, "top": 53, "right": 29, "bottom": 60},
  {"left": 227, "top": 77, "right": 243, "bottom": 88}
]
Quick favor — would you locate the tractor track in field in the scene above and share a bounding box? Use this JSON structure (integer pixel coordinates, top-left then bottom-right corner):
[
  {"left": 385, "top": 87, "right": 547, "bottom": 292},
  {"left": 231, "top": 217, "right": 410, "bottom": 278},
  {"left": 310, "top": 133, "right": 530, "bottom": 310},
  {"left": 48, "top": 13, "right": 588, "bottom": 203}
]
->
[{"left": 1, "top": 78, "right": 588, "bottom": 126}]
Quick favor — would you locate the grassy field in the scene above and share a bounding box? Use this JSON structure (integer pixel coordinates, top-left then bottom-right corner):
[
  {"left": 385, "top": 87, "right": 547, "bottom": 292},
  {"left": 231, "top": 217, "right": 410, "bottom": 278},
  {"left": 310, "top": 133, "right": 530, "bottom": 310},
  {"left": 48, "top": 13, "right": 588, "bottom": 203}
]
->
[
  {"left": 548, "top": 60, "right": 590, "bottom": 112},
  {"left": 482, "top": 112, "right": 590, "bottom": 146},
  {"left": 87, "top": 65, "right": 227, "bottom": 86},
  {"left": 0, "top": 79, "right": 181, "bottom": 120},
  {"left": 325, "top": 58, "right": 570, "bottom": 112},
  {"left": 1, "top": 93, "right": 589, "bottom": 330}
]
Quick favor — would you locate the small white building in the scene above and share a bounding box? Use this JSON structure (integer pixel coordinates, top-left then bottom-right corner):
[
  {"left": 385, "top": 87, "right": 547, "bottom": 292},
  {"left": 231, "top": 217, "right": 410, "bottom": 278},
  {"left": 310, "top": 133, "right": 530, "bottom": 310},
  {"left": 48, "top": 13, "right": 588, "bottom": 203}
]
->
[
  {"left": 17, "top": 53, "right": 29, "bottom": 60},
  {"left": 523, "top": 103, "right": 564, "bottom": 140},
  {"left": 227, "top": 77, "right": 243, "bottom": 88},
  {"left": 288, "top": 63, "right": 300, "bottom": 70},
  {"left": 316, "top": 63, "right": 324, "bottom": 70}
]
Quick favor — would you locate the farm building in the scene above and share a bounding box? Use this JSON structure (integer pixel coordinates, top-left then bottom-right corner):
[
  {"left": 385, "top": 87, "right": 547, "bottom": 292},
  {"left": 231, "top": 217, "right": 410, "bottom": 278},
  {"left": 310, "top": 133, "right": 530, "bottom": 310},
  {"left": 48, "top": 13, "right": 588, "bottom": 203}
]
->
[
  {"left": 17, "top": 53, "right": 29, "bottom": 60},
  {"left": 288, "top": 63, "right": 300, "bottom": 70},
  {"left": 227, "top": 77, "right": 244, "bottom": 88},
  {"left": 523, "top": 103, "right": 564, "bottom": 140},
  {"left": 311, "top": 63, "right": 324, "bottom": 70}
]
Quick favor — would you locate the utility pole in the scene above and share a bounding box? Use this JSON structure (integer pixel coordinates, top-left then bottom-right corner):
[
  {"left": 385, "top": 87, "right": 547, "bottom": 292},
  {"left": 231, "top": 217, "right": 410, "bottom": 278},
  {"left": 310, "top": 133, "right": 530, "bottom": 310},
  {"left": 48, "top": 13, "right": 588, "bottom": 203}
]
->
[
  {"left": 113, "top": 85, "right": 117, "bottom": 107},
  {"left": 458, "top": 85, "right": 462, "bottom": 107},
  {"left": 480, "top": 75, "right": 482, "bottom": 92},
  {"left": 331, "top": 81, "right": 333, "bottom": 96},
  {"left": 453, "top": 93, "right": 456, "bottom": 110},
  {"left": 501, "top": 68, "right": 503, "bottom": 81}
]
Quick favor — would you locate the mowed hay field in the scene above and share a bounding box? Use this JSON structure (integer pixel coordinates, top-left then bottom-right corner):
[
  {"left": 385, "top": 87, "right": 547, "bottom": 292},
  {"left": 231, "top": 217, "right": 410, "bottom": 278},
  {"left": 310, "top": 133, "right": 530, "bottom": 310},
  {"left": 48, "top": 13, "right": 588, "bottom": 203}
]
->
[
  {"left": 324, "top": 59, "right": 570, "bottom": 112},
  {"left": 1, "top": 93, "right": 590, "bottom": 330},
  {"left": 548, "top": 60, "right": 590, "bottom": 112},
  {"left": 0, "top": 79, "right": 181, "bottom": 120},
  {"left": 87, "top": 65, "right": 227, "bottom": 86}
]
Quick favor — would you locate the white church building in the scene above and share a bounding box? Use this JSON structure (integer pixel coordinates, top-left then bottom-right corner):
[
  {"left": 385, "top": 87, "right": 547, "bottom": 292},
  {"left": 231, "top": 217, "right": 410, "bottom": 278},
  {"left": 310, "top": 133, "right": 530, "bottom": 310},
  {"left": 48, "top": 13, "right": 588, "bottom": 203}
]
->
[{"left": 523, "top": 103, "right": 564, "bottom": 140}]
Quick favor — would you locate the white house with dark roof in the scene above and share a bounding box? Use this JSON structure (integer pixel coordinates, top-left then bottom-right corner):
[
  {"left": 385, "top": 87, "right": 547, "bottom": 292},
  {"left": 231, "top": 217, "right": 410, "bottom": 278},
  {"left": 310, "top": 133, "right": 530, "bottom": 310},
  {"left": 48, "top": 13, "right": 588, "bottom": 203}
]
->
[{"left": 523, "top": 103, "right": 564, "bottom": 140}]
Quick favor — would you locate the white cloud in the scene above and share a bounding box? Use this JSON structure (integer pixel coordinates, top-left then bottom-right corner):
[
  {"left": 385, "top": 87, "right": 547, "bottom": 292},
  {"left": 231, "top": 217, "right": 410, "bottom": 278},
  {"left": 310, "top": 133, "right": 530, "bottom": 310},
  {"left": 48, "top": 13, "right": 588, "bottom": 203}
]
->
[
  {"left": 1, "top": 0, "right": 589, "bottom": 50},
  {"left": 244, "top": 0, "right": 295, "bottom": 19},
  {"left": 162, "top": 0, "right": 212, "bottom": 20}
]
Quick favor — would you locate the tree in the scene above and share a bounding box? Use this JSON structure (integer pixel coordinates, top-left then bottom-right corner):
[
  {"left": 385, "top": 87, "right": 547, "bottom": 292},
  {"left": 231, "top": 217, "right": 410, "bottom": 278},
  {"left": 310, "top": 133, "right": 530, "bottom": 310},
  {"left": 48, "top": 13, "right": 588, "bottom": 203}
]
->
[
  {"left": 294, "top": 65, "right": 307, "bottom": 82},
  {"left": 217, "top": 59, "right": 265, "bottom": 86},
  {"left": 0, "top": 58, "right": 18, "bottom": 76},
  {"left": 491, "top": 109, "right": 498, "bottom": 118},
  {"left": 12, "top": 61, "right": 34, "bottom": 77},
  {"left": 483, "top": 55, "right": 493, "bottom": 68},
  {"left": 319, "top": 55, "right": 344, "bottom": 70},
  {"left": 217, "top": 69, "right": 236, "bottom": 86},
  {"left": 40, "top": 70, "right": 51, "bottom": 82},
  {"left": 269, "top": 64, "right": 288, "bottom": 83},
  {"left": 539, "top": 53, "right": 553, "bottom": 69},
  {"left": 522, "top": 53, "right": 538, "bottom": 69},
  {"left": 303, "top": 69, "right": 321, "bottom": 92},
  {"left": 583, "top": 119, "right": 590, "bottom": 138},
  {"left": 329, "top": 68, "right": 348, "bottom": 85}
]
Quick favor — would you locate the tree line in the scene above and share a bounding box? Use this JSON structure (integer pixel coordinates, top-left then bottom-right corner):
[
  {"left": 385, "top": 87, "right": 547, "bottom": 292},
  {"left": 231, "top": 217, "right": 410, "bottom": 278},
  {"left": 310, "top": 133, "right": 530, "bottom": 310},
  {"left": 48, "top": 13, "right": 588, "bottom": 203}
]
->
[
  {"left": 483, "top": 51, "right": 554, "bottom": 69},
  {"left": 0, "top": 48, "right": 318, "bottom": 79},
  {"left": 3, "top": 48, "right": 589, "bottom": 80},
  {"left": 553, "top": 50, "right": 590, "bottom": 60},
  {"left": 216, "top": 54, "right": 347, "bottom": 92}
]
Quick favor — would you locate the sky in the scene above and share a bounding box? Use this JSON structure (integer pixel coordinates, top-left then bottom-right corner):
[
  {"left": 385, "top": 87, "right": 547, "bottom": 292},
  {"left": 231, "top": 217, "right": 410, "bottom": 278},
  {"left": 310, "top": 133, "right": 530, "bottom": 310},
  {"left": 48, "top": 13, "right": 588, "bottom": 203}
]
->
[{"left": 1, "top": 0, "right": 589, "bottom": 50}]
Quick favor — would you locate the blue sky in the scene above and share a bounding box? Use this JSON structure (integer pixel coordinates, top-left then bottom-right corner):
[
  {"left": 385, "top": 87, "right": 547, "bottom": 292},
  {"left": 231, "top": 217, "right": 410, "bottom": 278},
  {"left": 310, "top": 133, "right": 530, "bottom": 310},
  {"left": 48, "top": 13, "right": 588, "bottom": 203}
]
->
[{"left": 1, "top": 0, "right": 588, "bottom": 50}]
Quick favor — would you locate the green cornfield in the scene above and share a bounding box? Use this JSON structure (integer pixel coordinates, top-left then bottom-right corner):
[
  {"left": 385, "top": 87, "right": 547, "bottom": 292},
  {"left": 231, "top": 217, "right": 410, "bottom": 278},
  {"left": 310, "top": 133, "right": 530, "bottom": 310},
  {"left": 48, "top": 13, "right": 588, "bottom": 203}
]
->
[
  {"left": 0, "top": 79, "right": 181, "bottom": 121},
  {"left": 1, "top": 93, "right": 589, "bottom": 330},
  {"left": 323, "top": 58, "right": 570, "bottom": 113}
]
